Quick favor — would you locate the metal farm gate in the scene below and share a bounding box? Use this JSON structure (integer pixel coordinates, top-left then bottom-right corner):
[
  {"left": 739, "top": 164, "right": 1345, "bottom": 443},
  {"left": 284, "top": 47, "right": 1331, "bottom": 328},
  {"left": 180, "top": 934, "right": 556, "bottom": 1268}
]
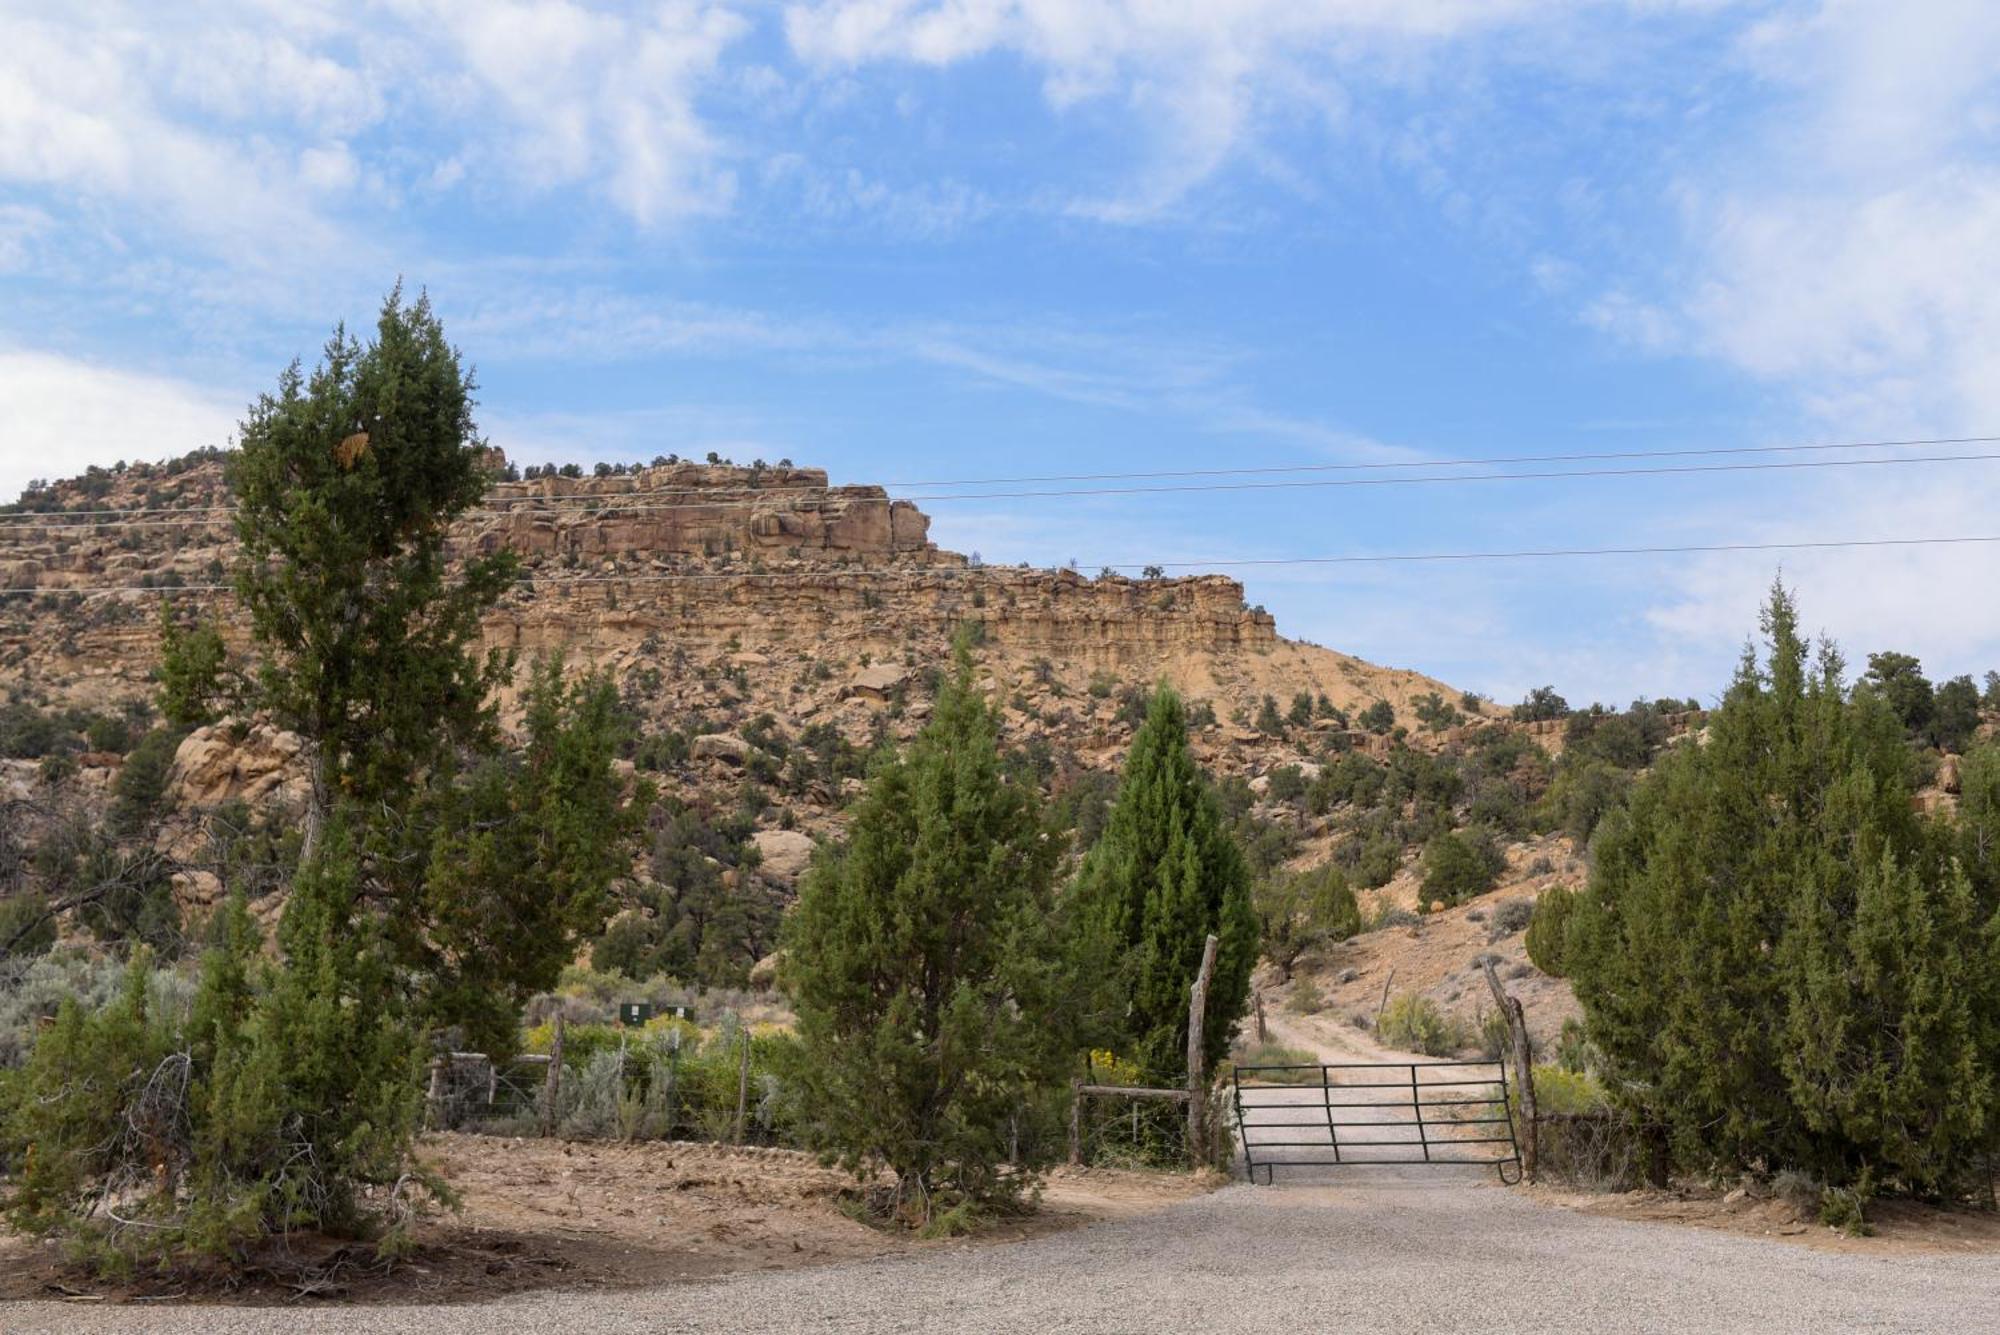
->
[{"left": 1233, "top": 1058, "right": 1522, "bottom": 1184}]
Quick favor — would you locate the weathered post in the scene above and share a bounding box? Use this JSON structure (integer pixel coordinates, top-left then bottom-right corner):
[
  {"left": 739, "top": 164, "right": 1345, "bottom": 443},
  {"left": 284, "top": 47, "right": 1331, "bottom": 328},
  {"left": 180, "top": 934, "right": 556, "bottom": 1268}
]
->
[
  {"left": 733, "top": 1026, "right": 752, "bottom": 1144},
  {"left": 1186, "top": 933, "right": 1219, "bottom": 1167},
  {"left": 426, "top": 1055, "right": 449, "bottom": 1130},
  {"left": 1068, "top": 1079, "right": 1084, "bottom": 1166},
  {"left": 1481, "top": 957, "right": 1537, "bottom": 1183},
  {"left": 540, "top": 1012, "right": 565, "bottom": 1137},
  {"left": 1254, "top": 988, "right": 1268, "bottom": 1044}
]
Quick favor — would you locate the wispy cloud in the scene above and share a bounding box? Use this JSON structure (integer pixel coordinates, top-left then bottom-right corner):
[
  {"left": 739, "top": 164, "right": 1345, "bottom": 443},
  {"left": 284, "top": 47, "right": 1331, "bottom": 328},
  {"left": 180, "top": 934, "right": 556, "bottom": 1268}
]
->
[{"left": 782, "top": 0, "right": 1569, "bottom": 220}]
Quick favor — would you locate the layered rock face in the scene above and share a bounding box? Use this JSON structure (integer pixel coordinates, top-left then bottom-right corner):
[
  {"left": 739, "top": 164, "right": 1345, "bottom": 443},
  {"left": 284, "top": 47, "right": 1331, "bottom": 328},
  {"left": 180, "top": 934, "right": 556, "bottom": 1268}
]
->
[{"left": 0, "top": 457, "right": 1283, "bottom": 696}]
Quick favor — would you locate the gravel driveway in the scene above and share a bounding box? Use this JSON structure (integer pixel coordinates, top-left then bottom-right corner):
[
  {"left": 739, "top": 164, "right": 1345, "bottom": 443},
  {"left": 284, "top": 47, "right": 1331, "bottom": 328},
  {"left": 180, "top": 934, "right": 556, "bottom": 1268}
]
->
[{"left": 11, "top": 1165, "right": 1999, "bottom": 1334}]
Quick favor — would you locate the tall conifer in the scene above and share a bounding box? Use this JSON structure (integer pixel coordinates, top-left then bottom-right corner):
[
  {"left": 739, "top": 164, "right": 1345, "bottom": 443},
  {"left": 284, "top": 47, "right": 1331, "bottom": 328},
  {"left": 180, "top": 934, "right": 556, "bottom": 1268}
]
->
[
  {"left": 1070, "top": 686, "right": 1257, "bottom": 1084},
  {"left": 783, "top": 647, "right": 1069, "bottom": 1220}
]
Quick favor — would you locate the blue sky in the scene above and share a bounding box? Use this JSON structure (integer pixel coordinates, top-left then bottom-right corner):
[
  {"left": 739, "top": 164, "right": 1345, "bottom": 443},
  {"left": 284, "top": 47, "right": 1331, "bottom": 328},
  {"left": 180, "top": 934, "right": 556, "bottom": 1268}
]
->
[{"left": 5, "top": 1, "right": 2000, "bottom": 705}]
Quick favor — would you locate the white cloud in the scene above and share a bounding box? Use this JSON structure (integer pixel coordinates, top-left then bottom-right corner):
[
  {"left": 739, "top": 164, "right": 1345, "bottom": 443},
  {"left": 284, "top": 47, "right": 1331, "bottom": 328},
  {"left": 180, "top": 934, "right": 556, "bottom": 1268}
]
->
[
  {"left": 0, "top": 0, "right": 751, "bottom": 270},
  {"left": 782, "top": 0, "right": 1558, "bottom": 220},
  {"left": 1579, "top": 3, "right": 2000, "bottom": 683},
  {"left": 0, "top": 351, "right": 239, "bottom": 503},
  {"left": 423, "top": 0, "right": 748, "bottom": 224}
]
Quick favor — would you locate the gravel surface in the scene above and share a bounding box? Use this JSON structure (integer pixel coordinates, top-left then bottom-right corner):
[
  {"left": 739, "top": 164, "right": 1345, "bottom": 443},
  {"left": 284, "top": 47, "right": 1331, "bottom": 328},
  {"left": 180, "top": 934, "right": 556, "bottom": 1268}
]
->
[{"left": 10, "top": 1165, "right": 2000, "bottom": 1334}]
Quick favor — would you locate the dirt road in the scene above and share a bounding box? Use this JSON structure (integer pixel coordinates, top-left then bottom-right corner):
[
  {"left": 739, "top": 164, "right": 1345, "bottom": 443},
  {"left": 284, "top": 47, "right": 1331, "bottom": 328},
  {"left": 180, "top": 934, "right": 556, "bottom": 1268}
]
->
[
  {"left": 11, "top": 1165, "right": 1998, "bottom": 1333},
  {"left": 11, "top": 1019, "right": 1998, "bottom": 1331}
]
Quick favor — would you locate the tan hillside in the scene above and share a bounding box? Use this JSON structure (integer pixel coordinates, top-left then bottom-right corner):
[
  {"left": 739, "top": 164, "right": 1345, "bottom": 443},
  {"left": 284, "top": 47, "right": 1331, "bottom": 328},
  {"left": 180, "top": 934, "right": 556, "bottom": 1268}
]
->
[{"left": 0, "top": 452, "right": 1484, "bottom": 767}]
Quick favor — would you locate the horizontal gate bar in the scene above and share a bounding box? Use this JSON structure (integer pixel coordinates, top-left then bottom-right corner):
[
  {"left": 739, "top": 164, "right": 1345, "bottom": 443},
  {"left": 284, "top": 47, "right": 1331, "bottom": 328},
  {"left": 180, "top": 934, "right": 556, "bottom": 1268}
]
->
[
  {"left": 1238, "top": 1096, "right": 1502, "bottom": 1111},
  {"left": 1237, "top": 1061, "right": 1504, "bottom": 1069}
]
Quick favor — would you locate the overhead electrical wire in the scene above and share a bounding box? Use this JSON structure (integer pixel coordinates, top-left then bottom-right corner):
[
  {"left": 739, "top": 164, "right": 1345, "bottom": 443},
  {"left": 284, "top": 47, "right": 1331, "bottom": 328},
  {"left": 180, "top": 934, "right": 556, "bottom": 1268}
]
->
[
  {"left": 4, "top": 432, "right": 2000, "bottom": 525},
  {"left": 8, "top": 532, "right": 2000, "bottom": 598},
  {"left": 7, "top": 445, "right": 2000, "bottom": 533}
]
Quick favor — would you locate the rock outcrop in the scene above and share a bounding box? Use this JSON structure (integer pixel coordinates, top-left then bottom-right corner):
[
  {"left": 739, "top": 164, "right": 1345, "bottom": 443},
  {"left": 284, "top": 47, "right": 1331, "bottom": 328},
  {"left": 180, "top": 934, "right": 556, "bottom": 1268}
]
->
[{"left": 167, "top": 721, "right": 308, "bottom": 808}]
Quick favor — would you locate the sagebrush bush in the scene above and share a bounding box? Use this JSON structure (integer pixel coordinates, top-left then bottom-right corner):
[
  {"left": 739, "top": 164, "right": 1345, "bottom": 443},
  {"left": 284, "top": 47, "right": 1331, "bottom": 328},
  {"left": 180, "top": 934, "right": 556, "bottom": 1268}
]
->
[
  {"left": 1229, "top": 1042, "right": 1321, "bottom": 1083},
  {"left": 1487, "top": 898, "right": 1534, "bottom": 940},
  {"left": 1376, "top": 994, "right": 1468, "bottom": 1057}
]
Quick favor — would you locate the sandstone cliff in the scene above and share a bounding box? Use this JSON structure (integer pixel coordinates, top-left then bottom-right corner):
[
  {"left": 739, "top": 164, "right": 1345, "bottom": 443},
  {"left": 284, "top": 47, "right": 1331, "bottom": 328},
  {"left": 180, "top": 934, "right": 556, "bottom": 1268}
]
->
[{"left": 0, "top": 454, "right": 1476, "bottom": 741}]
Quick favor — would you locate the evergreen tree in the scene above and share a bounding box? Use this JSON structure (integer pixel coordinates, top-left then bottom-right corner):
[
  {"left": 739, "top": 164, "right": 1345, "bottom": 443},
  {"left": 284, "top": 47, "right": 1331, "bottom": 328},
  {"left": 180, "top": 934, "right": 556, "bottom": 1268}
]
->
[
  {"left": 1934, "top": 674, "right": 1981, "bottom": 753},
  {"left": 1252, "top": 863, "right": 1358, "bottom": 980},
  {"left": 226, "top": 286, "right": 516, "bottom": 862},
  {"left": 197, "top": 817, "right": 429, "bottom": 1247},
  {"left": 1861, "top": 650, "right": 1935, "bottom": 744},
  {"left": 155, "top": 600, "right": 227, "bottom": 728},
  {"left": 1567, "top": 582, "right": 2000, "bottom": 1193},
  {"left": 1070, "top": 687, "right": 1257, "bottom": 1084},
  {"left": 414, "top": 657, "right": 648, "bottom": 1052},
  {"left": 783, "top": 650, "right": 1069, "bottom": 1221},
  {"left": 1524, "top": 884, "right": 1576, "bottom": 976}
]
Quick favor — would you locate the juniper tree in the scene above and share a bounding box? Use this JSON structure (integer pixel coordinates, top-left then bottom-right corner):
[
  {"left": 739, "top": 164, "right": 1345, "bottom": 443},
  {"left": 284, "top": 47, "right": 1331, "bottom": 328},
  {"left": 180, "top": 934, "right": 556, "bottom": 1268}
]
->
[
  {"left": 1252, "top": 863, "right": 1359, "bottom": 981},
  {"left": 226, "top": 286, "right": 515, "bottom": 863},
  {"left": 782, "top": 649, "right": 1069, "bottom": 1221},
  {"left": 1069, "top": 686, "right": 1257, "bottom": 1084},
  {"left": 415, "top": 657, "right": 647, "bottom": 1052},
  {"left": 1567, "top": 581, "right": 2000, "bottom": 1195},
  {"left": 194, "top": 816, "right": 430, "bottom": 1250}
]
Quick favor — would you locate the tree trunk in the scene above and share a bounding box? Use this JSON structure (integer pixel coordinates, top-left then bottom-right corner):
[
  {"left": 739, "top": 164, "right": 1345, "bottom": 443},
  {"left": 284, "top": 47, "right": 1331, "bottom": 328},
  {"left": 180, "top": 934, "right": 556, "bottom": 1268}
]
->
[{"left": 300, "top": 745, "right": 329, "bottom": 867}]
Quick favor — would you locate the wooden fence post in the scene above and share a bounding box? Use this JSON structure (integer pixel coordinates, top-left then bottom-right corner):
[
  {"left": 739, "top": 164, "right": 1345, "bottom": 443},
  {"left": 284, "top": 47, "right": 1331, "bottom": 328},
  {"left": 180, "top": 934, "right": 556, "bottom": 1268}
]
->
[
  {"left": 1068, "top": 1079, "right": 1083, "bottom": 1166},
  {"left": 1481, "top": 957, "right": 1537, "bottom": 1183},
  {"left": 426, "top": 1056, "right": 448, "bottom": 1130},
  {"left": 540, "top": 1012, "right": 565, "bottom": 1137},
  {"left": 733, "top": 1026, "right": 752, "bottom": 1144},
  {"left": 1186, "top": 933, "right": 1219, "bottom": 1168},
  {"left": 1254, "top": 988, "right": 1268, "bottom": 1044}
]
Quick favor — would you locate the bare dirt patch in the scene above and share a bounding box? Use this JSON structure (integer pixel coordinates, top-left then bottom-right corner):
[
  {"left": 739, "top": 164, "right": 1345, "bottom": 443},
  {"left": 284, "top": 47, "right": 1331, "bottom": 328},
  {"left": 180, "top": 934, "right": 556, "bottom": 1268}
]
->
[
  {"left": 0, "top": 1133, "right": 1211, "bottom": 1307},
  {"left": 1274, "top": 844, "right": 1584, "bottom": 1052},
  {"left": 1532, "top": 1181, "right": 2000, "bottom": 1257}
]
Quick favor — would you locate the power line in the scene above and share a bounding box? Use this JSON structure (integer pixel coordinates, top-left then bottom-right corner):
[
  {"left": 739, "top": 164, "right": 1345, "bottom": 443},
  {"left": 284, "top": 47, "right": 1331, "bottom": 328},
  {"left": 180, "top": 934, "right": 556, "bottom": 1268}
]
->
[
  {"left": 8, "top": 446, "right": 2000, "bottom": 533},
  {"left": 9, "top": 532, "right": 1999, "bottom": 598},
  {"left": 7, "top": 431, "right": 2000, "bottom": 524}
]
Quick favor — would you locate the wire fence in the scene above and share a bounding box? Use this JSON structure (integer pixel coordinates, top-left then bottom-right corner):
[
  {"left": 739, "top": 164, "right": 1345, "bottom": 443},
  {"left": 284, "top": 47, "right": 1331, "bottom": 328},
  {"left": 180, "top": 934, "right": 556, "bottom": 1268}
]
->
[{"left": 426, "top": 1020, "right": 796, "bottom": 1148}]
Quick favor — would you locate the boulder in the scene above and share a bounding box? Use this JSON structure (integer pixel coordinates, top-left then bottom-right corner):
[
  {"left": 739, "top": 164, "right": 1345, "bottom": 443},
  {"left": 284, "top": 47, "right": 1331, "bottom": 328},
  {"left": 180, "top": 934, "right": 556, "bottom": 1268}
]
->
[
  {"left": 691, "top": 732, "right": 752, "bottom": 765},
  {"left": 752, "top": 828, "right": 816, "bottom": 884},
  {"left": 846, "top": 662, "right": 911, "bottom": 701},
  {"left": 167, "top": 721, "right": 307, "bottom": 807},
  {"left": 749, "top": 951, "right": 784, "bottom": 991},
  {"left": 1941, "top": 753, "right": 1963, "bottom": 794}
]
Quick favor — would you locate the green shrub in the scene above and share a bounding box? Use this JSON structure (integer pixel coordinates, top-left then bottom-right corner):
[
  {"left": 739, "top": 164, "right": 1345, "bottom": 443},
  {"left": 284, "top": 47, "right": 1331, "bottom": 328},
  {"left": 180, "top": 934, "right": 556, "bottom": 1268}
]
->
[
  {"left": 1229, "top": 1043, "right": 1320, "bottom": 1083},
  {"left": 108, "top": 726, "right": 185, "bottom": 836},
  {"left": 1531, "top": 1064, "right": 1611, "bottom": 1115},
  {"left": 1420, "top": 829, "right": 1502, "bottom": 906},
  {"left": 1350, "top": 834, "right": 1401, "bottom": 889},
  {"left": 1376, "top": 994, "right": 1468, "bottom": 1057},
  {"left": 1252, "top": 864, "right": 1359, "bottom": 979},
  {"left": 1818, "top": 1184, "right": 1873, "bottom": 1237},
  {"left": 1289, "top": 977, "right": 1325, "bottom": 1014},
  {"left": 1525, "top": 885, "right": 1577, "bottom": 976}
]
